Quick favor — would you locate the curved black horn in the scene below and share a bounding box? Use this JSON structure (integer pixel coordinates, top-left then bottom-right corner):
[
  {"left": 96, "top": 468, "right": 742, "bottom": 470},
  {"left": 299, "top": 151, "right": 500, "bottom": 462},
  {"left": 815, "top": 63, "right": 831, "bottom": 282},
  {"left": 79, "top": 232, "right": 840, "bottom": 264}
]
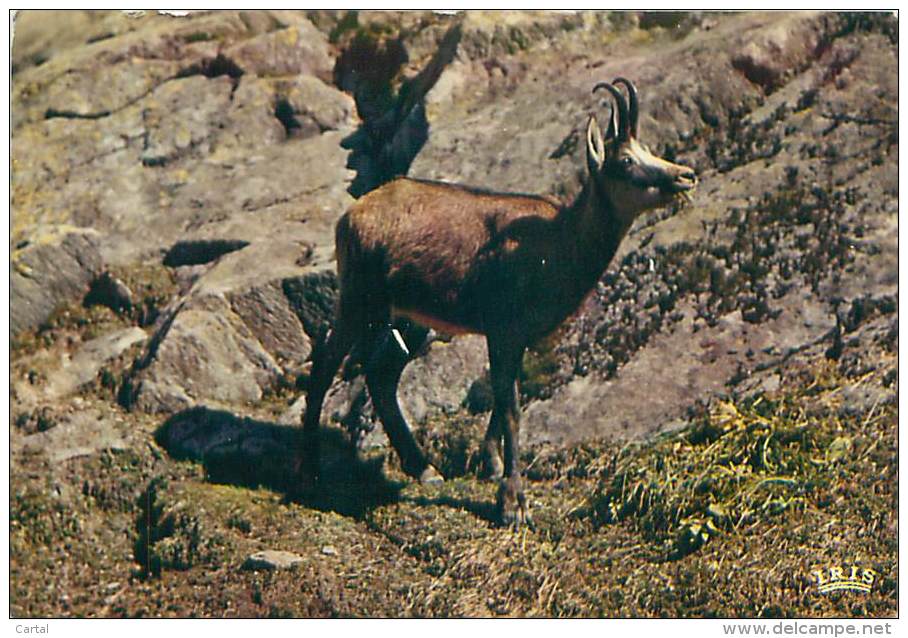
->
[
  {"left": 612, "top": 77, "right": 638, "bottom": 138},
  {"left": 592, "top": 82, "right": 629, "bottom": 141},
  {"left": 605, "top": 103, "right": 617, "bottom": 139}
]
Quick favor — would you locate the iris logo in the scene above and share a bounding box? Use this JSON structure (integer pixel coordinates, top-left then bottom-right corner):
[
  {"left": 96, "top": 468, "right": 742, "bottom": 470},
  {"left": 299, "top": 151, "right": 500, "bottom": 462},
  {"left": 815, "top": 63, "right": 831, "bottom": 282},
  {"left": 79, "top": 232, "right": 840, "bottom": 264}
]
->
[{"left": 812, "top": 565, "right": 877, "bottom": 594}]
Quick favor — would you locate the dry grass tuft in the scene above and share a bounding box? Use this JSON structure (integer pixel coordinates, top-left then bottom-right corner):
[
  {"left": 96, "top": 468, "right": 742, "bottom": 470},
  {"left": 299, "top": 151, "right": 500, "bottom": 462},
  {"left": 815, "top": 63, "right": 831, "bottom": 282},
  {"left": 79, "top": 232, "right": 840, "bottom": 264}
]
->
[{"left": 587, "top": 360, "right": 896, "bottom": 561}]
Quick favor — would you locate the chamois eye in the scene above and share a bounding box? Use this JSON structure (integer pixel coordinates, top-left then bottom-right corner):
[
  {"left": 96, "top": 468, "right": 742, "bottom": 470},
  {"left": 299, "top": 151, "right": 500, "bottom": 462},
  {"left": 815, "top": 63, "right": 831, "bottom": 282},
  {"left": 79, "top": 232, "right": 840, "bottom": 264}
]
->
[{"left": 620, "top": 156, "right": 634, "bottom": 168}]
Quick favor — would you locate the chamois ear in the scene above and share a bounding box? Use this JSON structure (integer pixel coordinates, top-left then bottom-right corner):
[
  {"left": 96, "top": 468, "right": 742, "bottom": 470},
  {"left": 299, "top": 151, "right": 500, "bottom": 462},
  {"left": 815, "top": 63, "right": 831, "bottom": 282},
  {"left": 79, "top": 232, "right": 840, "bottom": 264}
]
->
[{"left": 586, "top": 115, "right": 606, "bottom": 174}]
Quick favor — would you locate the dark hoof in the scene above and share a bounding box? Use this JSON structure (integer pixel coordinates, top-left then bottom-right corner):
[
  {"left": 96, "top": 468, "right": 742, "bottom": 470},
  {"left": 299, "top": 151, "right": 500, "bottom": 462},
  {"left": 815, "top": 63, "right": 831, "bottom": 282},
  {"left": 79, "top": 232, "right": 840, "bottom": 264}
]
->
[{"left": 496, "top": 476, "right": 533, "bottom": 530}]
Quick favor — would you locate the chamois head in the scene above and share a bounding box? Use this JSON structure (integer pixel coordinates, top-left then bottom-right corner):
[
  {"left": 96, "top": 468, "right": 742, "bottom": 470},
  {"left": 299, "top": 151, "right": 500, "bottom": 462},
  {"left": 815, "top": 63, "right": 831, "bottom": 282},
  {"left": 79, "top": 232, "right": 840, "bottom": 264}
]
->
[{"left": 585, "top": 78, "right": 697, "bottom": 222}]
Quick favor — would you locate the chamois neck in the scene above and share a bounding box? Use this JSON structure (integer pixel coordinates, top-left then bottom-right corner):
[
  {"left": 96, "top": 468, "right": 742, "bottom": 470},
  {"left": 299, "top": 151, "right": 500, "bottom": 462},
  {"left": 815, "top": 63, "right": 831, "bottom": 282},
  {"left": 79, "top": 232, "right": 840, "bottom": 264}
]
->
[{"left": 561, "top": 180, "right": 632, "bottom": 278}]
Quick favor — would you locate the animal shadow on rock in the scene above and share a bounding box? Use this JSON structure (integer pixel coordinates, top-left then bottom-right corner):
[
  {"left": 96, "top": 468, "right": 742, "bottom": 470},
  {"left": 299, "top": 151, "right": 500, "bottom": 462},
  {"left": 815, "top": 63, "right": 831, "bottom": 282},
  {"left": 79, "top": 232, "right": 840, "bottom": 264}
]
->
[
  {"left": 156, "top": 406, "right": 504, "bottom": 525},
  {"left": 155, "top": 406, "right": 401, "bottom": 518},
  {"left": 339, "top": 21, "right": 462, "bottom": 197}
]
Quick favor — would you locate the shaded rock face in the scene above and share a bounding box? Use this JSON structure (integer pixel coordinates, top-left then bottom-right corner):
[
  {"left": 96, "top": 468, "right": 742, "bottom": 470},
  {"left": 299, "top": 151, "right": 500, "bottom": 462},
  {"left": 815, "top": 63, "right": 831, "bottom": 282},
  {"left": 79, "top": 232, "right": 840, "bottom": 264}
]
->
[
  {"left": 11, "top": 10, "right": 897, "bottom": 453},
  {"left": 11, "top": 229, "right": 103, "bottom": 336}
]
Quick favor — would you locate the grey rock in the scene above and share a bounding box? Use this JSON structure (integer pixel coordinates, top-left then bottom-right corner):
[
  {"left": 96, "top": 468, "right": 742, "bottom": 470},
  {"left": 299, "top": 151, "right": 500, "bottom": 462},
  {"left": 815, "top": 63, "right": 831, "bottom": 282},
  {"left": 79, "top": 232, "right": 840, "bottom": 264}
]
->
[
  {"left": 728, "top": 11, "right": 826, "bottom": 91},
  {"left": 243, "top": 549, "right": 304, "bottom": 571},
  {"left": 220, "top": 77, "right": 288, "bottom": 151},
  {"left": 11, "top": 10, "right": 899, "bottom": 455},
  {"left": 10, "top": 228, "right": 103, "bottom": 335},
  {"left": 227, "top": 281, "right": 312, "bottom": 367},
  {"left": 140, "top": 75, "right": 234, "bottom": 166},
  {"left": 130, "top": 299, "right": 282, "bottom": 413},
  {"left": 522, "top": 295, "right": 836, "bottom": 447},
  {"left": 128, "top": 239, "right": 338, "bottom": 413},
  {"left": 24, "top": 327, "right": 147, "bottom": 403},
  {"left": 11, "top": 106, "right": 142, "bottom": 185},
  {"left": 278, "top": 395, "right": 307, "bottom": 427},
  {"left": 275, "top": 335, "right": 488, "bottom": 449},
  {"left": 224, "top": 21, "right": 333, "bottom": 81},
  {"left": 399, "top": 336, "right": 488, "bottom": 425},
  {"left": 838, "top": 382, "right": 894, "bottom": 417},
  {"left": 306, "top": 336, "right": 487, "bottom": 422},
  {"left": 281, "top": 268, "right": 338, "bottom": 340},
  {"left": 10, "top": 12, "right": 350, "bottom": 328},
  {"left": 11, "top": 11, "right": 250, "bottom": 127},
  {"left": 12, "top": 10, "right": 152, "bottom": 74},
  {"left": 280, "top": 75, "right": 358, "bottom": 134},
  {"left": 280, "top": 335, "right": 488, "bottom": 454},
  {"left": 17, "top": 57, "right": 183, "bottom": 126},
  {"left": 99, "top": 107, "right": 355, "bottom": 413},
  {"left": 18, "top": 407, "right": 129, "bottom": 463}
]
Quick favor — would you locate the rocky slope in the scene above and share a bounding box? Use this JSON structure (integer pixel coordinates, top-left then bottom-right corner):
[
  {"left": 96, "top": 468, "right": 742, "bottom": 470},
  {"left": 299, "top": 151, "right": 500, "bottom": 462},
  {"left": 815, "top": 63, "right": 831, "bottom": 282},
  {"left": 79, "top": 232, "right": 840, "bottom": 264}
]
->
[{"left": 10, "top": 10, "right": 897, "bottom": 617}]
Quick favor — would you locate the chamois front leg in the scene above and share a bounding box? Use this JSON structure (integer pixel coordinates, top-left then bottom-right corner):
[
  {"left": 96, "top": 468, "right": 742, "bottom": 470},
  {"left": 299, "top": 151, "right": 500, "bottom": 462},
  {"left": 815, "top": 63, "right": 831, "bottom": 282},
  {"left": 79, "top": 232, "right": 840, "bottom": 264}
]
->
[{"left": 488, "top": 335, "right": 530, "bottom": 528}]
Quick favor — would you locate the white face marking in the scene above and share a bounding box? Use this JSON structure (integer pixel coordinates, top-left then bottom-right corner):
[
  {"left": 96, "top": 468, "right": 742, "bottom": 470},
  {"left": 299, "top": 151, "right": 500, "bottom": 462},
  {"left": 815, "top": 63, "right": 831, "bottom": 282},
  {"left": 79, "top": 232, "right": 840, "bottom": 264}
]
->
[{"left": 626, "top": 138, "right": 680, "bottom": 173}]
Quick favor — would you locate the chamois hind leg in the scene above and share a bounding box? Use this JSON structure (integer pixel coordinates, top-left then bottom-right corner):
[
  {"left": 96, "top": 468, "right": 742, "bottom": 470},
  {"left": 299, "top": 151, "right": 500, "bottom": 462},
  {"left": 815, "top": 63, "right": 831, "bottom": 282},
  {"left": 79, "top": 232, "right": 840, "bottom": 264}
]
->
[
  {"left": 365, "top": 321, "right": 443, "bottom": 484},
  {"left": 487, "top": 334, "right": 530, "bottom": 528},
  {"left": 480, "top": 418, "right": 505, "bottom": 480},
  {"left": 336, "top": 327, "right": 437, "bottom": 441},
  {"left": 301, "top": 314, "right": 358, "bottom": 485}
]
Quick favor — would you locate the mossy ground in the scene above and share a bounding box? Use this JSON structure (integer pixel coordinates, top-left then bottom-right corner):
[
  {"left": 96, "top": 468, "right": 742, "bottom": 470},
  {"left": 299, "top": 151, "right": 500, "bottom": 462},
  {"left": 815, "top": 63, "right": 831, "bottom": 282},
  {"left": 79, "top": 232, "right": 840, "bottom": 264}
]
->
[{"left": 10, "top": 326, "right": 896, "bottom": 617}]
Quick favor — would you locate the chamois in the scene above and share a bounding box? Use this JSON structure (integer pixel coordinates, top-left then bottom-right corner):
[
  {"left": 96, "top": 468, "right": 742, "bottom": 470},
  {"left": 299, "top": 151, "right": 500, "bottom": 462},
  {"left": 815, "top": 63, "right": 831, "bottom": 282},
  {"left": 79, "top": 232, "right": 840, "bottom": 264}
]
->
[{"left": 302, "top": 78, "right": 697, "bottom": 526}]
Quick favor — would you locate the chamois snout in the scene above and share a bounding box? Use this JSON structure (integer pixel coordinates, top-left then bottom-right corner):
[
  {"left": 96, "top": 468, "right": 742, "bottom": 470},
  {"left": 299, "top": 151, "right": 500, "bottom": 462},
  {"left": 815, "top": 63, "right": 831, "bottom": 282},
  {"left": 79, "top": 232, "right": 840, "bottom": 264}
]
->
[
  {"left": 671, "top": 168, "right": 697, "bottom": 191},
  {"left": 642, "top": 161, "right": 697, "bottom": 210},
  {"left": 661, "top": 163, "right": 697, "bottom": 196}
]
